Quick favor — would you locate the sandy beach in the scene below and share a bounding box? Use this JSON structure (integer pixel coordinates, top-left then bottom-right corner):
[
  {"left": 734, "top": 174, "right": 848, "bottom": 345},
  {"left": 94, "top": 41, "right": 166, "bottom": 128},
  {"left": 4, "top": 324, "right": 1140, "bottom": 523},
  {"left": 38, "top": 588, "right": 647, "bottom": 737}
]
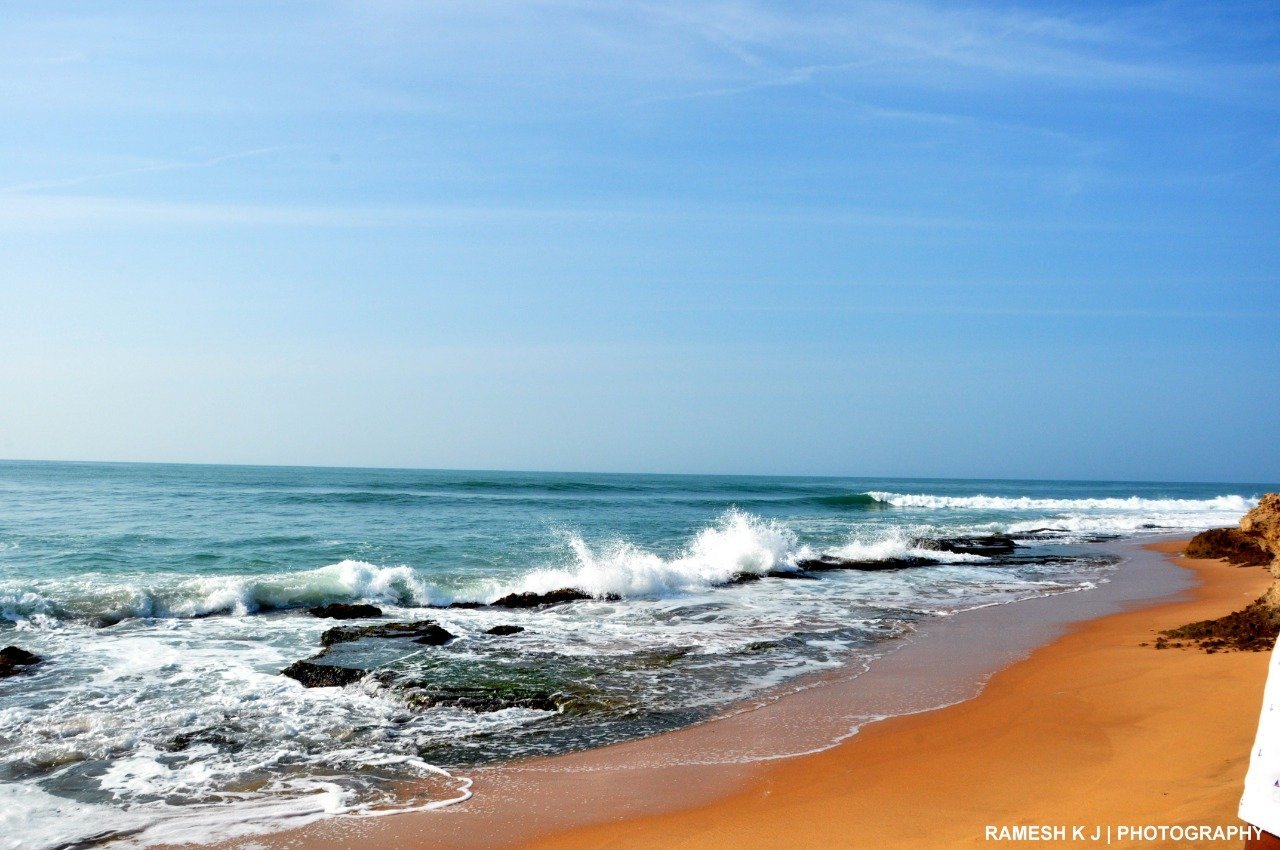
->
[
  {"left": 523, "top": 540, "right": 1272, "bottom": 850},
  {"left": 211, "top": 536, "right": 1275, "bottom": 850}
]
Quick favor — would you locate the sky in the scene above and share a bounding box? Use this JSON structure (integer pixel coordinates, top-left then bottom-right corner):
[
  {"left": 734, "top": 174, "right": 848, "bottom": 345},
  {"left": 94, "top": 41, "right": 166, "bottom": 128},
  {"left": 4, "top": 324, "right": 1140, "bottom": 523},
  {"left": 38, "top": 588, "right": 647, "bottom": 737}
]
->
[{"left": 0, "top": 0, "right": 1277, "bottom": 482}]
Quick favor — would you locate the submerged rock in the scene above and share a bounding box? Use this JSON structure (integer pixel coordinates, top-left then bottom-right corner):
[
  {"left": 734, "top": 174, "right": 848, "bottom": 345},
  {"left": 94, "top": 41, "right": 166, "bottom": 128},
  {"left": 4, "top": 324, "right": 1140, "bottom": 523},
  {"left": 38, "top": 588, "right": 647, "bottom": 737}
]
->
[
  {"left": 308, "top": 603, "right": 383, "bottom": 619},
  {"left": 491, "top": 588, "right": 615, "bottom": 608},
  {"left": 796, "top": 555, "right": 936, "bottom": 572},
  {"left": 485, "top": 625, "right": 525, "bottom": 636},
  {"left": 281, "top": 659, "right": 366, "bottom": 688},
  {"left": 793, "top": 535, "right": 1022, "bottom": 573},
  {"left": 924, "top": 534, "right": 1019, "bottom": 557},
  {"left": 728, "top": 569, "right": 818, "bottom": 585},
  {"left": 320, "top": 620, "right": 456, "bottom": 648},
  {"left": 0, "top": 645, "right": 42, "bottom": 678},
  {"left": 444, "top": 590, "right": 621, "bottom": 610},
  {"left": 393, "top": 681, "right": 561, "bottom": 713}
]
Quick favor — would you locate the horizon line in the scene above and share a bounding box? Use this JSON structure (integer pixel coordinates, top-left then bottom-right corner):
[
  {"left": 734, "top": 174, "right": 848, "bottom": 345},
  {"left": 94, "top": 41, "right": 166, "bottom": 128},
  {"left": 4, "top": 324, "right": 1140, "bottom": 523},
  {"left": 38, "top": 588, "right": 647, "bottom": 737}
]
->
[{"left": 0, "top": 455, "right": 1274, "bottom": 489}]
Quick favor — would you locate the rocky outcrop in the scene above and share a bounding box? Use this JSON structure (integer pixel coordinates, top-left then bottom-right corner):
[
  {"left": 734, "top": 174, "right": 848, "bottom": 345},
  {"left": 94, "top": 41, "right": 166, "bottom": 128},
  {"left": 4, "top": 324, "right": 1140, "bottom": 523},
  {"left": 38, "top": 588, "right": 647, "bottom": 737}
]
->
[
  {"left": 384, "top": 676, "right": 561, "bottom": 713},
  {"left": 320, "top": 620, "right": 456, "bottom": 648},
  {"left": 1248, "top": 494, "right": 1280, "bottom": 609},
  {"left": 794, "top": 534, "right": 1025, "bottom": 573},
  {"left": 283, "top": 619, "right": 456, "bottom": 687},
  {"left": 1185, "top": 528, "right": 1270, "bottom": 565},
  {"left": 926, "top": 534, "right": 1020, "bottom": 557},
  {"left": 797, "top": 555, "right": 937, "bottom": 571},
  {"left": 485, "top": 625, "right": 525, "bottom": 636},
  {"left": 491, "top": 589, "right": 613, "bottom": 608},
  {"left": 308, "top": 603, "right": 383, "bottom": 619},
  {"left": 0, "top": 646, "right": 42, "bottom": 678},
  {"left": 1242, "top": 494, "right": 1280, "bottom": 551},
  {"left": 1164, "top": 494, "right": 1280, "bottom": 651},
  {"left": 281, "top": 659, "right": 366, "bottom": 688},
  {"left": 1184, "top": 495, "right": 1280, "bottom": 572},
  {"left": 729, "top": 570, "right": 818, "bottom": 584},
  {"left": 445, "top": 589, "right": 620, "bottom": 609}
]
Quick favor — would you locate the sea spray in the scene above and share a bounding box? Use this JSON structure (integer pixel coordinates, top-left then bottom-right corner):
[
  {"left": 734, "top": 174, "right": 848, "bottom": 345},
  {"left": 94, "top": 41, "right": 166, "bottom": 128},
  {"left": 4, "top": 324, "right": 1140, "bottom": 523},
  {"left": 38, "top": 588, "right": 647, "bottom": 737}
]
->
[{"left": 510, "top": 509, "right": 811, "bottom": 599}]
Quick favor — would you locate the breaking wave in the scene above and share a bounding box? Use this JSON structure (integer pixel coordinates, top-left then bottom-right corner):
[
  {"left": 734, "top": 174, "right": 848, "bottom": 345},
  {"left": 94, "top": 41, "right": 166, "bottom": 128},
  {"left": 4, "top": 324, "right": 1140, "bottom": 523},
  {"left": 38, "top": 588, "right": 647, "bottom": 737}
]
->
[
  {"left": 806, "top": 493, "right": 885, "bottom": 508},
  {"left": 502, "top": 510, "right": 992, "bottom": 599},
  {"left": 2, "top": 491, "right": 1252, "bottom": 627},
  {"left": 509, "top": 509, "right": 810, "bottom": 599},
  {"left": 0, "top": 560, "right": 432, "bottom": 625},
  {"left": 860, "top": 492, "right": 1257, "bottom": 537},
  {"left": 865, "top": 492, "right": 1256, "bottom": 513}
]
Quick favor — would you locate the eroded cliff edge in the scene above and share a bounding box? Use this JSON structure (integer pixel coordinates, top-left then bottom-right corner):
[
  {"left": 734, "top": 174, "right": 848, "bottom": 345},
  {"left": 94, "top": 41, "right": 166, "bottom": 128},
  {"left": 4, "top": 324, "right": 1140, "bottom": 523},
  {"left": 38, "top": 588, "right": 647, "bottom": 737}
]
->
[{"left": 1158, "top": 493, "right": 1280, "bottom": 652}]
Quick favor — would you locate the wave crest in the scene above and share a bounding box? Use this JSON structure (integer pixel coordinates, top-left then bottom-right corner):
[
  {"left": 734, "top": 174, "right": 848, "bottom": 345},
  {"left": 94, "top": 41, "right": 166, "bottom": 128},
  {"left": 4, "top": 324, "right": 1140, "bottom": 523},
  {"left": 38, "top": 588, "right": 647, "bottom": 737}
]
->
[
  {"left": 865, "top": 492, "right": 1257, "bottom": 513},
  {"left": 508, "top": 509, "right": 810, "bottom": 599},
  {"left": 0, "top": 560, "right": 432, "bottom": 624}
]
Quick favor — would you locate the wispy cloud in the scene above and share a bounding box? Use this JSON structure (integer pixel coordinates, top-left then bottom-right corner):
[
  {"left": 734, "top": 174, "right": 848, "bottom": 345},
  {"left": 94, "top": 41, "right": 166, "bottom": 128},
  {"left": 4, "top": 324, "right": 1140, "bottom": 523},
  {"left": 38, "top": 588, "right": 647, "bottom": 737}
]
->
[
  {"left": 0, "top": 193, "right": 1171, "bottom": 234},
  {"left": 0, "top": 147, "right": 288, "bottom": 195},
  {"left": 627, "top": 0, "right": 1220, "bottom": 93}
]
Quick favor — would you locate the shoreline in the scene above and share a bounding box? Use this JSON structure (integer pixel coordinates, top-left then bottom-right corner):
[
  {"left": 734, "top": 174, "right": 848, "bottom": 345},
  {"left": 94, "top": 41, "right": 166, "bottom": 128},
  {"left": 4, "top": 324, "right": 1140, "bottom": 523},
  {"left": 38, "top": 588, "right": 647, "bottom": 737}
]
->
[
  {"left": 523, "top": 539, "right": 1273, "bottom": 849},
  {"left": 204, "top": 534, "right": 1268, "bottom": 850}
]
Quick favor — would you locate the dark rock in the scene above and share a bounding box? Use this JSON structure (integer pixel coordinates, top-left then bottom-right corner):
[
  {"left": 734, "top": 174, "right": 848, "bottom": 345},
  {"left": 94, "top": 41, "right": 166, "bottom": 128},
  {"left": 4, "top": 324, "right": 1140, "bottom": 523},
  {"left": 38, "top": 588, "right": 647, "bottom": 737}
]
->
[
  {"left": 767, "top": 569, "right": 818, "bottom": 580},
  {"left": 308, "top": 603, "right": 383, "bottom": 619},
  {"left": 796, "top": 556, "right": 936, "bottom": 572},
  {"left": 281, "top": 660, "right": 365, "bottom": 688},
  {"left": 491, "top": 588, "right": 609, "bottom": 608},
  {"left": 923, "top": 534, "right": 1019, "bottom": 557},
  {"left": 400, "top": 684, "right": 560, "bottom": 713},
  {"left": 0, "top": 646, "right": 42, "bottom": 666},
  {"left": 445, "top": 601, "right": 485, "bottom": 609},
  {"left": 1185, "top": 528, "right": 1271, "bottom": 566},
  {"left": 411, "top": 624, "right": 458, "bottom": 646},
  {"left": 728, "top": 569, "right": 818, "bottom": 585},
  {"left": 0, "top": 645, "right": 42, "bottom": 678},
  {"left": 320, "top": 621, "right": 456, "bottom": 648},
  {"left": 485, "top": 625, "right": 525, "bottom": 636},
  {"left": 372, "top": 671, "right": 561, "bottom": 713}
]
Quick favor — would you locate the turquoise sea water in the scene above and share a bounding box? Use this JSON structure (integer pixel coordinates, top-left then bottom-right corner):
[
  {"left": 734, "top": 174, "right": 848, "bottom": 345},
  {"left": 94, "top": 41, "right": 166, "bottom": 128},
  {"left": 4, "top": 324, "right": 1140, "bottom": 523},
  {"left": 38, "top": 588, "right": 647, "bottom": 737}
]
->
[{"left": 0, "top": 461, "right": 1270, "bottom": 848}]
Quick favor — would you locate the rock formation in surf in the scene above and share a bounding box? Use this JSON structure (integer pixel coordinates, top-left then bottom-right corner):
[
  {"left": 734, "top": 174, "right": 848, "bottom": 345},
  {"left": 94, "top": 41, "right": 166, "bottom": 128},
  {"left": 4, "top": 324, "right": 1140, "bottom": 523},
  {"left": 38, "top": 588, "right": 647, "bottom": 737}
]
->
[{"left": 0, "top": 645, "right": 42, "bottom": 678}]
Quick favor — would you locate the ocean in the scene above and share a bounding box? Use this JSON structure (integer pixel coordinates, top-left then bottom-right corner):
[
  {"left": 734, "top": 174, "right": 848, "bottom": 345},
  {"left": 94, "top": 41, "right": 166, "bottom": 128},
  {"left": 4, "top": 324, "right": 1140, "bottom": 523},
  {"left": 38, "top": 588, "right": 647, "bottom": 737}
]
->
[{"left": 0, "top": 461, "right": 1267, "bottom": 848}]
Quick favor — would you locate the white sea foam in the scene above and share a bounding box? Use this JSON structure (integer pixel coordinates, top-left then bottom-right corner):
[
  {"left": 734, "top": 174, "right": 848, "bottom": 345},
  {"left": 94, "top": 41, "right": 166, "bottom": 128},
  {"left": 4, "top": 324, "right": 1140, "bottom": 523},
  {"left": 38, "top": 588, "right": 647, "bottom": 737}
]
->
[
  {"left": 865, "top": 492, "right": 1256, "bottom": 536},
  {"left": 508, "top": 509, "right": 811, "bottom": 599},
  {"left": 0, "top": 560, "right": 434, "bottom": 624},
  {"left": 867, "top": 492, "right": 1256, "bottom": 513},
  {"left": 827, "top": 528, "right": 989, "bottom": 564},
  {"left": 0, "top": 614, "right": 475, "bottom": 850},
  {"left": 0, "top": 783, "right": 149, "bottom": 850},
  {"left": 168, "top": 560, "right": 434, "bottom": 616},
  {"left": 499, "top": 512, "right": 1006, "bottom": 601}
]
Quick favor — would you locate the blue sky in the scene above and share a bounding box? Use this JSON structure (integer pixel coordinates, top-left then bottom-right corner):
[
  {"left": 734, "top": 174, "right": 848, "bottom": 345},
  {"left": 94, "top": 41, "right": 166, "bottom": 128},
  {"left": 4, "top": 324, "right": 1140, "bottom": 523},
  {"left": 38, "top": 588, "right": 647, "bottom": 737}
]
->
[{"left": 0, "top": 0, "right": 1277, "bottom": 481}]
